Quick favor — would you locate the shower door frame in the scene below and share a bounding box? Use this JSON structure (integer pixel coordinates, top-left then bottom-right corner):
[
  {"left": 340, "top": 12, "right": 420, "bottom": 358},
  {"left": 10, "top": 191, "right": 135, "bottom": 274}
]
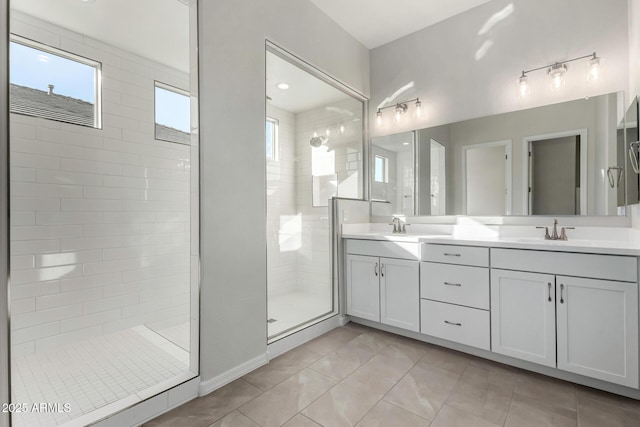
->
[
  {"left": 1, "top": 0, "right": 10, "bottom": 426},
  {"left": 265, "top": 41, "right": 369, "bottom": 343}
]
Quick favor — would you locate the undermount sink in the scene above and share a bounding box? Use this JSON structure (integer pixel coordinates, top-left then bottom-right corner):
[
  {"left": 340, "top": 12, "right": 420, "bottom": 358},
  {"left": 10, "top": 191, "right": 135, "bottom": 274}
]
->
[{"left": 503, "top": 237, "right": 577, "bottom": 245}]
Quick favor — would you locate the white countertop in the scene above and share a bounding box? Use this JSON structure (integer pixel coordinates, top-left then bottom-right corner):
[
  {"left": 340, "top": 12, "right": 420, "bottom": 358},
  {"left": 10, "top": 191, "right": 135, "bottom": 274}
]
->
[{"left": 341, "top": 224, "right": 640, "bottom": 256}]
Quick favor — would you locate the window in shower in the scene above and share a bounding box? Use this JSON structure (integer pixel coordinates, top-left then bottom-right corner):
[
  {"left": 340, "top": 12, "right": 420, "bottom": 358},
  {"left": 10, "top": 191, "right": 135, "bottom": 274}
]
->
[
  {"left": 374, "top": 155, "right": 389, "bottom": 183},
  {"left": 9, "top": 35, "right": 101, "bottom": 128},
  {"left": 266, "top": 117, "right": 278, "bottom": 160},
  {"left": 155, "top": 81, "right": 191, "bottom": 145},
  {"left": 266, "top": 44, "right": 364, "bottom": 341}
]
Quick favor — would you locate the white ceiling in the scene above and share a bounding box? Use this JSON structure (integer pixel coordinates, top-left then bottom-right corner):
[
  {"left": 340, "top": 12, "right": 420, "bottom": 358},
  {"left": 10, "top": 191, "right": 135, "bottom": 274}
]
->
[
  {"left": 373, "top": 132, "right": 414, "bottom": 153},
  {"left": 266, "top": 51, "right": 349, "bottom": 114},
  {"left": 11, "top": 0, "right": 190, "bottom": 72},
  {"left": 309, "top": 0, "right": 493, "bottom": 49}
]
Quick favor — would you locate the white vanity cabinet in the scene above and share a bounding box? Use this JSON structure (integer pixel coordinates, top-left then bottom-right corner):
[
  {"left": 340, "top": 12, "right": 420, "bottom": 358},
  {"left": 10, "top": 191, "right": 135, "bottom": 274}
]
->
[
  {"left": 345, "top": 240, "right": 420, "bottom": 332},
  {"left": 490, "top": 269, "right": 556, "bottom": 367},
  {"left": 491, "top": 249, "right": 639, "bottom": 388},
  {"left": 420, "top": 244, "right": 490, "bottom": 350}
]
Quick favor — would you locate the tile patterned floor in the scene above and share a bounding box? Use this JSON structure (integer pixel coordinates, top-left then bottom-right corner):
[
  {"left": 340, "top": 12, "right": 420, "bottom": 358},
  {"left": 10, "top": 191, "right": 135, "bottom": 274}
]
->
[
  {"left": 145, "top": 323, "right": 640, "bottom": 427},
  {"left": 12, "top": 326, "right": 190, "bottom": 427}
]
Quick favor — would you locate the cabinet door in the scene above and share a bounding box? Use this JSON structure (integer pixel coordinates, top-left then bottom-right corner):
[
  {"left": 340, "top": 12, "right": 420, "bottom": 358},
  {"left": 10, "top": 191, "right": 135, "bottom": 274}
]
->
[
  {"left": 380, "top": 258, "right": 419, "bottom": 331},
  {"left": 346, "top": 254, "right": 380, "bottom": 322},
  {"left": 557, "top": 276, "right": 639, "bottom": 388},
  {"left": 490, "top": 269, "right": 556, "bottom": 367}
]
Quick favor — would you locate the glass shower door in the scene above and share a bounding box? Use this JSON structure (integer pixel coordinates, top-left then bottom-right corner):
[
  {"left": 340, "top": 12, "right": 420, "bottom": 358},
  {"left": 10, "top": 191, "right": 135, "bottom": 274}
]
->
[{"left": 265, "top": 46, "right": 364, "bottom": 341}]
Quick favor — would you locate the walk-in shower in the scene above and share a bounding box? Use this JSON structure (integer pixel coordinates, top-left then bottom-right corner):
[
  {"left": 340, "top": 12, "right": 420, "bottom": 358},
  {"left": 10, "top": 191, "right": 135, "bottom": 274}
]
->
[
  {"left": 5, "top": 1, "right": 199, "bottom": 425},
  {"left": 265, "top": 45, "right": 365, "bottom": 341}
]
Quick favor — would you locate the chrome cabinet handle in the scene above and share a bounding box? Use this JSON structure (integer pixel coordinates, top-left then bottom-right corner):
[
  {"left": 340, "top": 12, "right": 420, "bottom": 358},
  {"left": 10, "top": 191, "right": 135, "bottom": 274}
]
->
[
  {"left": 548, "top": 282, "right": 552, "bottom": 302},
  {"left": 444, "top": 253, "right": 461, "bottom": 257},
  {"left": 560, "top": 283, "right": 564, "bottom": 304},
  {"left": 381, "top": 263, "right": 385, "bottom": 277},
  {"left": 374, "top": 263, "right": 378, "bottom": 276},
  {"left": 444, "top": 282, "right": 462, "bottom": 287},
  {"left": 444, "top": 320, "right": 462, "bottom": 326}
]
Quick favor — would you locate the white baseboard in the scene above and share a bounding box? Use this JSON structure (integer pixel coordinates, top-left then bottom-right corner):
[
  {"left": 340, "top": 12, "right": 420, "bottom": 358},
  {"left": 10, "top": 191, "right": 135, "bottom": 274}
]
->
[{"left": 198, "top": 353, "right": 268, "bottom": 396}]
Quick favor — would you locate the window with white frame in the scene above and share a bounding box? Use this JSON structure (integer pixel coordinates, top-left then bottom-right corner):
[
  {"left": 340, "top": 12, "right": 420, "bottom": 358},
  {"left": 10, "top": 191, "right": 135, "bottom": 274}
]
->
[
  {"left": 155, "top": 81, "right": 191, "bottom": 145},
  {"left": 266, "top": 117, "right": 278, "bottom": 160},
  {"left": 9, "top": 35, "right": 101, "bottom": 128},
  {"left": 374, "top": 155, "right": 389, "bottom": 183}
]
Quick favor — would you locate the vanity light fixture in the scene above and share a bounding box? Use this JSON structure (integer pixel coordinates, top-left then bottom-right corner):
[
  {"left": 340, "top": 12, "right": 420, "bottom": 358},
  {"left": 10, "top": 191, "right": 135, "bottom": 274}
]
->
[
  {"left": 375, "top": 98, "right": 422, "bottom": 127},
  {"left": 518, "top": 52, "right": 601, "bottom": 97}
]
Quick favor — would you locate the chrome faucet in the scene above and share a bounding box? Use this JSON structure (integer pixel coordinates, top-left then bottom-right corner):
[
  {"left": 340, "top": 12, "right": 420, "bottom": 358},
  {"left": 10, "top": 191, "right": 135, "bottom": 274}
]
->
[
  {"left": 389, "top": 217, "right": 410, "bottom": 234},
  {"left": 389, "top": 217, "right": 401, "bottom": 233},
  {"left": 536, "top": 219, "right": 574, "bottom": 240}
]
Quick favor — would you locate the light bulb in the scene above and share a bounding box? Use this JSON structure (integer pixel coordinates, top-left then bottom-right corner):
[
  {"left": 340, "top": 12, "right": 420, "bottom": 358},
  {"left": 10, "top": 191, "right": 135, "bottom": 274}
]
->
[
  {"left": 325, "top": 128, "right": 331, "bottom": 136},
  {"left": 414, "top": 99, "right": 422, "bottom": 119},
  {"left": 394, "top": 104, "right": 407, "bottom": 123},
  {"left": 339, "top": 124, "right": 345, "bottom": 134},
  {"left": 588, "top": 54, "right": 601, "bottom": 82},
  {"left": 313, "top": 131, "right": 318, "bottom": 138},
  {"left": 376, "top": 109, "right": 383, "bottom": 127},
  {"left": 548, "top": 63, "right": 567, "bottom": 91},
  {"left": 518, "top": 73, "right": 530, "bottom": 97}
]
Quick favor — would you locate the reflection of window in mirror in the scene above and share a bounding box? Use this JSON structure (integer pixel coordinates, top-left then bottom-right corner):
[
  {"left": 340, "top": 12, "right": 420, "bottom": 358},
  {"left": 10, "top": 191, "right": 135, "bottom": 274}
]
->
[
  {"left": 154, "top": 81, "right": 191, "bottom": 145},
  {"left": 9, "top": 36, "right": 101, "bottom": 128},
  {"left": 266, "top": 117, "right": 278, "bottom": 160},
  {"left": 374, "top": 155, "right": 389, "bottom": 183}
]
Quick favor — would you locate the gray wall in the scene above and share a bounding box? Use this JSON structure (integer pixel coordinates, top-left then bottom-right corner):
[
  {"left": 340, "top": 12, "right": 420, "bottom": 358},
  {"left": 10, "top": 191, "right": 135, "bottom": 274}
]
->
[
  {"left": 370, "top": 0, "right": 630, "bottom": 138},
  {"left": 198, "top": 0, "right": 369, "bottom": 385}
]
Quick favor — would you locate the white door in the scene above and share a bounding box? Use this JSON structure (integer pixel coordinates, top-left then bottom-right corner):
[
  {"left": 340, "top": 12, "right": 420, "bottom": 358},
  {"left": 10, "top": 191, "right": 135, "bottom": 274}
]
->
[
  {"left": 430, "top": 139, "right": 446, "bottom": 215},
  {"left": 556, "top": 276, "right": 639, "bottom": 388},
  {"left": 346, "top": 254, "right": 380, "bottom": 322},
  {"left": 380, "top": 258, "right": 419, "bottom": 331},
  {"left": 463, "top": 141, "right": 511, "bottom": 215},
  {"left": 490, "top": 269, "right": 556, "bottom": 367}
]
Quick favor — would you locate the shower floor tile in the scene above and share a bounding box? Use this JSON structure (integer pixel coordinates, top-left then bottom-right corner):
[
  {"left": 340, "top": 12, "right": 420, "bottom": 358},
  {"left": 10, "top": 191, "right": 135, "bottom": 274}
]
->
[
  {"left": 11, "top": 326, "right": 192, "bottom": 427},
  {"left": 268, "top": 290, "right": 333, "bottom": 339}
]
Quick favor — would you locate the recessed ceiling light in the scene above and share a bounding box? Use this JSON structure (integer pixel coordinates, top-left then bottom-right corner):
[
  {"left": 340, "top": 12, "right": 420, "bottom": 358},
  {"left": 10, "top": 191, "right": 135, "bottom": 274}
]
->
[
  {"left": 79, "top": 0, "right": 96, "bottom": 4},
  {"left": 403, "top": 142, "right": 410, "bottom": 146},
  {"left": 37, "top": 54, "right": 50, "bottom": 63},
  {"left": 276, "top": 82, "right": 289, "bottom": 90}
]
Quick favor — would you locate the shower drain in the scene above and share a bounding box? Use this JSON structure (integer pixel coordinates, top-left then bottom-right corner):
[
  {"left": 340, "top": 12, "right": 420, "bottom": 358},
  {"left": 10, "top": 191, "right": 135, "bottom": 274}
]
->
[{"left": 267, "top": 318, "right": 277, "bottom": 323}]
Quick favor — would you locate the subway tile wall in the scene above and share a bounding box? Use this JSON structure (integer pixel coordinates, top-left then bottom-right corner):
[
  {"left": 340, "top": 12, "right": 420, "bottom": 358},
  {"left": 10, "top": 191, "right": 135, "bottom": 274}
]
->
[
  {"left": 266, "top": 96, "right": 363, "bottom": 306},
  {"left": 266, "top": 105, "right": 298, "bottom": 297},
  {"left": 9, "top": 12, "right": 193, "bottom": 357},
  {"left": 295, "top": 97, "right": 363, "bottom": 299}
]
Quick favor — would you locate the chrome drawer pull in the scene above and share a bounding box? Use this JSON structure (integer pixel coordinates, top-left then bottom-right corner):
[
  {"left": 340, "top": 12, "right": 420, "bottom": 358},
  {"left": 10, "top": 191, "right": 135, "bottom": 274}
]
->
[
  {"left": 560, "top": 283, "right": 565, "bottom": 304},
  {"left": 374, "top": 263, "right": 378, "bottom": 276},
  {"left": 444, "top": 320, "right": 462, "bottom": 326},
  {"left": 444, "top": 282, "right": 462, "bottom": 287},
  {"left": 444, "top": 253, "right": 461, "bottom": 257},
  {"left": 548, "top": 282, "right": 552, "bottom": 302}
]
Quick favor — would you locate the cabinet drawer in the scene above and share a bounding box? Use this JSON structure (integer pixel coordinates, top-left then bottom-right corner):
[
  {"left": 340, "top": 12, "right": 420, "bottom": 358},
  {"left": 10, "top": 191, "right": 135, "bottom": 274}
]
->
[
  {"left": 421, "top": 262, "right": 489, "bottom": 309},
  {"left": 346, "top": 239, "right": 420, "bottom": 260},
  {"left": 491, "top": 248, "right": 637, "bottom": 282},
  {"left": 420, "top": 300, "right": 490, "bottom": 350},
  {"left": 422, "top": 244, "right": 489, "bottom": 267}
]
